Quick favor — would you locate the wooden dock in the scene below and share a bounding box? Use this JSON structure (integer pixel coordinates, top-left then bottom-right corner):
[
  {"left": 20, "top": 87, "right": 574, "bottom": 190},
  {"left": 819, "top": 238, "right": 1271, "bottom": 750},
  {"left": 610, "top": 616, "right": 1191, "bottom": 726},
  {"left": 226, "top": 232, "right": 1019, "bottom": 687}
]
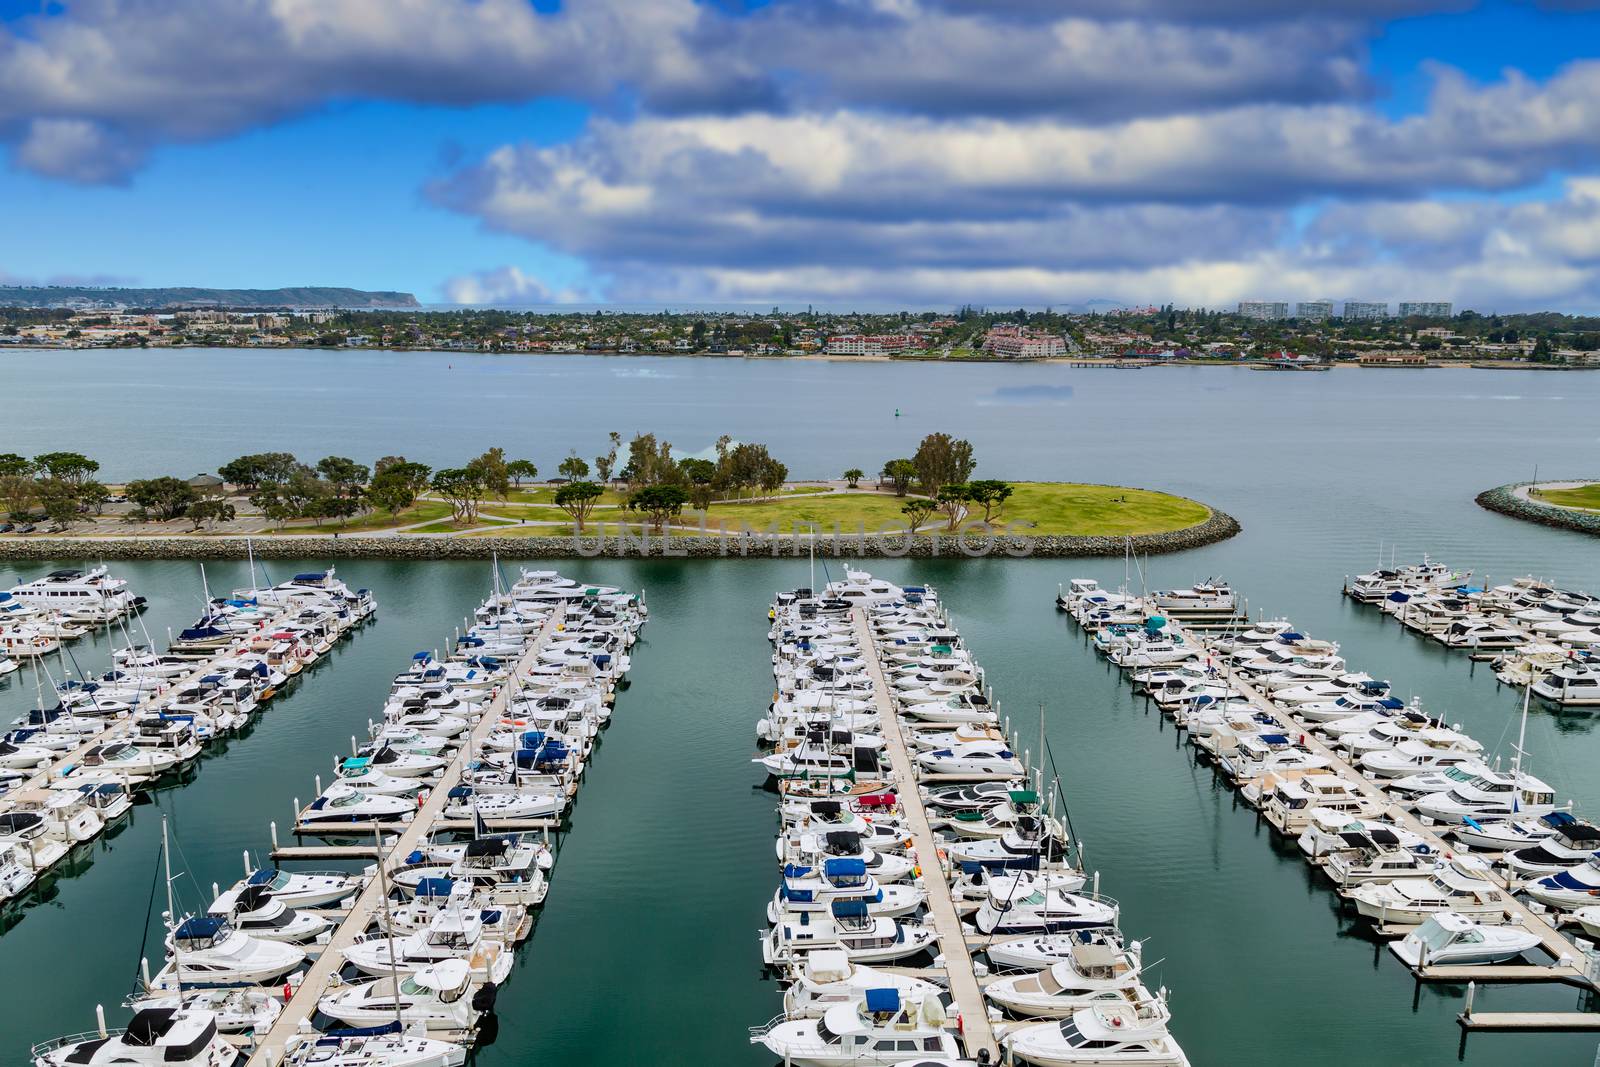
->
[
  {"left": 853, "top": 609, "right": 1000, "bottom": 1064},
  {"left": 1164, "top": 616, "right": 1595, "bottom": 989},
  {"left": 247, "top": 609, "right": 562, "bottom": 1066},
  {"left": 1459, "top": 1012, "right": 1600, "bottom": 1031}
]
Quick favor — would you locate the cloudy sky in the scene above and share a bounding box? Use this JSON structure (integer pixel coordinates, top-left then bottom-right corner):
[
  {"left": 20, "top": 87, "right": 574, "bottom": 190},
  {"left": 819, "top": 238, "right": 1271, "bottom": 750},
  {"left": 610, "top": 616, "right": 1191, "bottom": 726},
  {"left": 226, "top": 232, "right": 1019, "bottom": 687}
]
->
[{"left": 4, "top": 0, "right": 1600, "bottom": 310}]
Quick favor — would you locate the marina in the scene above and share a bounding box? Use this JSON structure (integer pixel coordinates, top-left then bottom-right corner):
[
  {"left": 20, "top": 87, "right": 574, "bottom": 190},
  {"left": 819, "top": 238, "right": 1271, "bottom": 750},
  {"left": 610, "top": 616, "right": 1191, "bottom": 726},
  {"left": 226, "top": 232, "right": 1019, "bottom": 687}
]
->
[
  {"left": 756, "top": 569, "right": 1183, "bottom": 1066},
  {"left": 1061, "top": 576, "right": 1600, "bottom": 1036},
  {"left": 1344, "top": 561, "right": 1600, "bottom": 706},
  {"left": 0, "top": 565, "right": 375, "bottom": 906}
]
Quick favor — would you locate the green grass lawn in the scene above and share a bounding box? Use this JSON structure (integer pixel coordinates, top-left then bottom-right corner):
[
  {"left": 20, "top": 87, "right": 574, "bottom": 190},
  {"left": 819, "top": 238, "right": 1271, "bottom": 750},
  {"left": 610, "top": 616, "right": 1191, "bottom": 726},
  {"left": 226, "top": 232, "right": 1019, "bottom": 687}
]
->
[
  {"left": 410, "top": 515, "right": 517, "bottom": 534},
  {"left": 502, "top": 486, "right": 630, "bottom": 506},
  {"left": 679, "top": 482, "right": 1209, "bottom": 536},
  {"left": 290, "top": 499, "right": 453, "bottom": 533},
  {"left": 1532, "top": 483, "right": 1600, "bottom": 511}
]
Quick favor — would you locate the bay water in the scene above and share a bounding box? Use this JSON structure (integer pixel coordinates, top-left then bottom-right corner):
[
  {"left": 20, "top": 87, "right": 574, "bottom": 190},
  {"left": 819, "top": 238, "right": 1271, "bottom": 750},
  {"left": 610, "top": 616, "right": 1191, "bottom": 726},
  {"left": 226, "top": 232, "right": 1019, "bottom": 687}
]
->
[{"left": 2, "top": 349, "right": 1599, "bottom": 1063}]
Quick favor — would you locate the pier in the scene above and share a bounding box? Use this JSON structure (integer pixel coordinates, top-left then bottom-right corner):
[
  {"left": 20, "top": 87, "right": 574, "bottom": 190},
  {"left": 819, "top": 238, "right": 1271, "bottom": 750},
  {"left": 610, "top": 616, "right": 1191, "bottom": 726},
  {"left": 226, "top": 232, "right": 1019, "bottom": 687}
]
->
[
  {"left": 852, "top": 607, "right": 1001, "bottom": 1063},
  {"left": 248, "top": 608, "right": 562, "bottom": 1064},
  {"left": 1163, "top": 613, "right": 1591, "bottom": 978}
]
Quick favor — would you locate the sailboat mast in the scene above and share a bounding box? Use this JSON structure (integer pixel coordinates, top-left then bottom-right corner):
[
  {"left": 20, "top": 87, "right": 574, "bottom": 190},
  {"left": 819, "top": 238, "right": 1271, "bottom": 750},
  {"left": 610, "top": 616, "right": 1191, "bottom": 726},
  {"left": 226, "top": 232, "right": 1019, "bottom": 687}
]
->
[
  {"left": 1513, "top": 682, "right": 1531, "bottom": 780},
  {"left": 373, "top": 826, "right": 406, "bottom": 1031}
]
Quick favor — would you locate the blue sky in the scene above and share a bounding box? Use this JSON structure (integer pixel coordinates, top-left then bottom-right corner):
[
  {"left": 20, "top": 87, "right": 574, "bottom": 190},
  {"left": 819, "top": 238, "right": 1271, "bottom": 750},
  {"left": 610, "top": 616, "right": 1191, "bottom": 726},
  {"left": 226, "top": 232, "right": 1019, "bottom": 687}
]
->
[{"left": 3, "top": 0, "right": 1600, "bottom": 310}]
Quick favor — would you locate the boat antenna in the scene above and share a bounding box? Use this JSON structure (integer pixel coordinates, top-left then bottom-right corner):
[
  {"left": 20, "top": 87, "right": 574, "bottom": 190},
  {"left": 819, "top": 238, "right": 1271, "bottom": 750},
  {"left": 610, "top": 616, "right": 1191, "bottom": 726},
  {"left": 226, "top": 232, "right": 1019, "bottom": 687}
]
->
[
  {"left": 373, "top": 826, "right": 406, "bottom": 1032},
  {"left": 1512, "top": 681, "right": 1531, "bottom": 786}
]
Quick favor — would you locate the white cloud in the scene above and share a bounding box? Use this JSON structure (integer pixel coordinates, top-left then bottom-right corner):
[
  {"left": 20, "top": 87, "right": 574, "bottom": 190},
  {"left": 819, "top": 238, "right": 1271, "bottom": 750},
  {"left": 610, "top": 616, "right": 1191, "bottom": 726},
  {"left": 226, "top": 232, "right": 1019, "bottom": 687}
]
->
[{"left": 441, "top": 266, "right": 589, "bottom": 305}]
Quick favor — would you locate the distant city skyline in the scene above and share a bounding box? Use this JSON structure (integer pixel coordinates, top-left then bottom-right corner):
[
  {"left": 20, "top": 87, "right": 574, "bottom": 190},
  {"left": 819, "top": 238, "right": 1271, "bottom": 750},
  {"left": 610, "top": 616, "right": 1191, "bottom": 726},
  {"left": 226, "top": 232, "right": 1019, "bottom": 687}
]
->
[{"left": 3, "top": 2, "right": 1600, "bottom": 311}]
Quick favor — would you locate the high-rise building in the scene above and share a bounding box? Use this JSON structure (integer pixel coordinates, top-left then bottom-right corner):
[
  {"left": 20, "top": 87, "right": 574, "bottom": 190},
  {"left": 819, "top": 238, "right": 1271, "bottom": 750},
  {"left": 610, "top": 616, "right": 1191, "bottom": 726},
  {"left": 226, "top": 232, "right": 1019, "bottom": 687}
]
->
[
  {"left": 1238, "top": 301, "right": 1289, "bottom": 321},
  {"left": 1398, "top": 302, "right": 1452, "bottom": 318},
  {"left": 1295, "top": 301, "right": 1333, "bottom": 322},
  {"left": 1342, "top": 301, "right": 1388, "bottom": 320}
]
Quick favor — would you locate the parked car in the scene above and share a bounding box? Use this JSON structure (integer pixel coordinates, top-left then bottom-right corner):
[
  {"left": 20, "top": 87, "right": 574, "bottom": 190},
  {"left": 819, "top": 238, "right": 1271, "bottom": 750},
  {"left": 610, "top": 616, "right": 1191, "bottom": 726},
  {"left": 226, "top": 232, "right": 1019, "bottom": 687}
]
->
[
  {"left": 0, "top": 522, "right": 14, "bottom": 533},
  {"left": 15, "top": 523, "right": 37, "bottom": 534}
]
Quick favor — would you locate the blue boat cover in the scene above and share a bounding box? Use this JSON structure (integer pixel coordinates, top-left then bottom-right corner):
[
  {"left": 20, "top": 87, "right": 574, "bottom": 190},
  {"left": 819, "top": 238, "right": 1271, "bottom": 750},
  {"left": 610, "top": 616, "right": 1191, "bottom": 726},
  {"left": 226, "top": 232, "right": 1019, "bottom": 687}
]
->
[
  {"left": 1543, "top": 811, "right": 1577, "bottom": 828},
  {"left": 413, "top": 652, "right": 431, "bottom": 661},
  {"left": 415, "top": 877, "right": 455, "bottom": 897},
  {"left": 446, "top": 785, "right": 473, "bottom": 799},
  {"left": 1259, "top": 734, "right": 1290, "bottom": 744},
  {"left": 322, "top": 1022, "right": 402, "bottom": 1039},
  {"left": 293, "top": 573, "right": 327, "bottom": 582},
  {"left": 782, "top": 864, "right": 812, "bottom": 879},
  {"left": 1379, "top": 697, "right": 1405, "bottom": 709},
  {"left": 865, "top": 988, "right": 900, "bottom": 1013},
  {"left": 175, "top": 916, "right": 227, "bottom": 940},
  {"left": 831, "top": 900, "right": 869, "bottom": 918},
  {"left": 824, "top": 858, "right": 867, "bottom": 878},
  {"left": 247, "top": 869, "right": 278, "bottom": 886}
]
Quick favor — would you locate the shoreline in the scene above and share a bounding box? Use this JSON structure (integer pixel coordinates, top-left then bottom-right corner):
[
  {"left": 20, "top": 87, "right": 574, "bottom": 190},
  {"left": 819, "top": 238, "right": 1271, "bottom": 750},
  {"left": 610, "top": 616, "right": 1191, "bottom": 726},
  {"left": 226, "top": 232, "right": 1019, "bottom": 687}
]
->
[
  {"left": 0, "top": 509, "right": 1240, "bottom": 561},
  {"left": 1475, "top": 480, "right": 1600, "bottom": 537},
  {"left": 2, "top": 343, "right": 1591, "bottom": 370}
]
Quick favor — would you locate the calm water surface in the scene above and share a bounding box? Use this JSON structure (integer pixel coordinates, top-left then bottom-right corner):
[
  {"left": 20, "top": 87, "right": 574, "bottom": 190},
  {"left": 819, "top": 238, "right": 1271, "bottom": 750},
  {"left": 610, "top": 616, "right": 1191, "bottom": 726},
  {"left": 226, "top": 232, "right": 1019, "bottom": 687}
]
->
[{"left": 2, "top": 351, "right": 1600, "bottom": 1065}]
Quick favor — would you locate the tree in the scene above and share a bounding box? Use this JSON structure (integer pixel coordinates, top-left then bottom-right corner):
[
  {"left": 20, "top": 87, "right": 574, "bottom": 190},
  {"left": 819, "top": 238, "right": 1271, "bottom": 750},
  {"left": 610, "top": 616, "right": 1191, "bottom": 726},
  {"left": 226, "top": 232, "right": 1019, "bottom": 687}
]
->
[
  {"left": 126, "top": 477, "right": 196, "bottom": 521},
  {"left": 466, "top": 447, "right": 511, "bottom": 500},
  {"left": 557, "top": 453, "right": 590, "bottom": 481},
  {"left": 882, "top": 459, "right": 916, "bottom": 497},
  {"left": 759, "top": 458, "right": 788, "bottom": 496},
  {"left": 1531, "top": 336, "right": 1553, "bottom": 362},
  {"left": 625, "top": 484, "right": 688, "bottom": 532},
  {"left": 966, "top": 480, "right": 1013, "bottom": 522},
  {"left": 188, "top": 497, "right": 237, "bottom": 531},
  {"left": 80, "top": 480, "right": 110, "bottom": 515},
  {"left": 679, "top": 457, "right": 717, "bottom": 509},
  {"left": 367, "top": 460, "right": 432, "bottom": 515},
  {"left": 594, "top": 431, "right": 621, "bottom": 484},
  {"left": 33, "top": 451, "right": 99, "bottom": 488},
  {"left": 625, "top": 433, "right": 679, "bottom": 487},
  {"left": 554, "top": 481, "right": 604, "bottom": 532},
  {"left": 901, "top": 499, "right": 936, "bottom": 531},
  {"left": 219, "top": 452, "right": 300, "bottom": 491},
  {"left": 316, "top": 456, "right": 370, "bottom": 492},
  {"left": 843, "top": 468, "right": 864, "bottom": 489},
  {"left": 506, "top": 459, "right": 539, "bottom": 486},
  {"left": 0, "top": 474, "right": 37, "bottom": 519},
  {"left": 936, "top": 483, "right": 970, "bottom": 531},
  {"left": 0, "top": 453, "right": 33, "bottom": 478},
  {"left": 37, "top": 478, "right": 81, "bottom": 530},
  {"left": 432, "top": 467, "right": 487, "bottom": 523},
  {"left": 914, "top": 433, "right": 976, "bottom": 497}
]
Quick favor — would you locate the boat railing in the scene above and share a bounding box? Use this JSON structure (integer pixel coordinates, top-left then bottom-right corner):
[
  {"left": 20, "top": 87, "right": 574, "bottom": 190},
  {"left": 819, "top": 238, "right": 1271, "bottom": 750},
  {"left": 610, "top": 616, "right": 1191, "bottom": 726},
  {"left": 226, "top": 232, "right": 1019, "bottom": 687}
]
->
[
  {"left": 31, "top": 1029, "right": 123, "bottom": 1056},
  {"left": 748, "top": 1013, "right": 789, "bottom": 1039}
]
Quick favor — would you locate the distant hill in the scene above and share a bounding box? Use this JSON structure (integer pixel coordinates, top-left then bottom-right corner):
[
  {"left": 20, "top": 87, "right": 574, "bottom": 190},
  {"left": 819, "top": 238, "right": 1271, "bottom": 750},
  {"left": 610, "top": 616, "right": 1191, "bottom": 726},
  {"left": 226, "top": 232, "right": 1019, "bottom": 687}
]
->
[{"left": 0, "top": 285, "right": 419, "bottom": 309}]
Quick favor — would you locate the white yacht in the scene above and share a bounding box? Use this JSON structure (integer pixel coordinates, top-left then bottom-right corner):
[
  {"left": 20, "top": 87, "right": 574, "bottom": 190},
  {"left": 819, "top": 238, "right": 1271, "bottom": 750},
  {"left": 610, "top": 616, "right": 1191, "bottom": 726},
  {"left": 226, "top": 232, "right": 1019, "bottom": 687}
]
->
[
  {"left": 1503, "top": 819, "right": 1600, "bottom": 876},
  {"left": 1531, "top": 660, "right": 1600, "bottom": 706},
  {"left": 1151, "top": 581, "right": 1234, "bottom": 613},
  {"left": 750, "top": 989, "right": 961, "bottom": 1066},
  {"left": 318, "top": 958, "right": 479, "bottom": 1032},
  {"left": 1348, "top": 860, "right": 1503, "bottom": 925},
  {"left": 1003, "top": 1001, "right": 1190, "bottom": 1067},
  {"left": 985, "top": 939, "right": 1147, "bottom": 1017},
  {"left": 916, "top": 740, "right": 1023, "bottom": 777},
  {"left": 1522, "top": 854, "right": 1600, "bottom": 910},
  {"left": 152, "top": 916, "right": 306, "bottom": 988},
  {"left": 973, "top": 879, "right": 1118, "bottom": 936},
  {"left": 0, "top": 839, "right": 38, "bottom": 900},
  {"left": 779, "top": 950, "right": 943, "bottom": 1019},
  {"left": 1390, "top": 913, "right": 1542, "bottom": 967},
  {"left": 31, "top": 1008, "right": 236, "bottom": 1067},
  {"left": 343, "top": 905, "right": 513, "bottom": 984},
  {"left": 231, "top": 867, "right": 361, "bottom": 909},
  {"left": 125, "top": 988, "right": 281, "bottom": 1034},
  {"left": 764, "top": 907, "right": 939, "bottom": 966},
  {"left": 281, "top": 1026, "right": 467, "bottom": 1067},
  {"left": 1412, "top": 768, "right": 1558, "bottom": 824},
  {"left": 9, "top": 566, "right": 138, "bottom": 621}
]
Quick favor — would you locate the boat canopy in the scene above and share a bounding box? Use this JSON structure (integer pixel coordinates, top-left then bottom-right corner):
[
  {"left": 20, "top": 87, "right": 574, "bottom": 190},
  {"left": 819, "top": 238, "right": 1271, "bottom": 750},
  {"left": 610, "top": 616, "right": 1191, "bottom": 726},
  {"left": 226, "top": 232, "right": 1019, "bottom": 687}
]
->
[
  {"left": 416, "top": 877, "right": 456, "bottom": 898},
  {"left": 464, "top": 837, "right": 510, "bottom": 859},
  {"left": 174, "top": 915, "right": 228, "bottom": 941},
  {"left": 124, "top": 1008, "right": 179, "bottom": 1045},
  {"left": 823, "top": 858, "right": 867, "bottom": 878},
  {"left": 831, "top": 900, "right": 869, "bottom": 918},
  {"left": 865, "top": 988, "right": 901, "bottom": 1014}
]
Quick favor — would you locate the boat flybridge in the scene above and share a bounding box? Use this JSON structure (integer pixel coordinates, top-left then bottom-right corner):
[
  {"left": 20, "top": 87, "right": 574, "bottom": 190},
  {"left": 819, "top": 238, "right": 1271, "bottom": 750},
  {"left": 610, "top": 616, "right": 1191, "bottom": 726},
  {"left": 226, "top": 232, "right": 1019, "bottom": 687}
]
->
[
  {"left": 1150, "top": 580, "right": 1235, "bottom": 614},
  {"left": 8, "top": 566, "right": 141, "bottom": 622},
  {"left": 750, "top": 987, "right": 962, "bottom": 1067},
  {"left": 1531, "top": 660, "right": 1600, "bottom": 707},
  {"left": 1003, "top": 1000, "right": 1190, "bottom": 1067}
]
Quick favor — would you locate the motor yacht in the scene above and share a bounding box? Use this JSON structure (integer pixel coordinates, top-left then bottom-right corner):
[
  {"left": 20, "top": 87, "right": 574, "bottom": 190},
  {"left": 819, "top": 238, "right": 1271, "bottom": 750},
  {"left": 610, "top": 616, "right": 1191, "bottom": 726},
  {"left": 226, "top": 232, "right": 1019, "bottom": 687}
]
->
[
  {"left": 1390, "top": 913, "right": 1542, "bottom": 967},
  {"left": 207, "top": 883, "right": 330, "bottom": 944},
  {"left": 1359, "top": 738, "right": 1483, "bottom": 778},
  {"left": 764, "top": 904, "right": 940, "bottom": 966},
  {"left": 343, "top": 905, "right": 513, "bottom": 984},
  {"left": 1348, "top": 859, "right": 1503, "bottom": 924},
  {"left": 750, "top": 988, "right": 960, "bottom": 1066},
  {"left": 985, "top": 939, "right": 1147, "bottom": 1017},
  {"left": 1151, "top": 581, "right": 1234, "bottom": 613},
  {"left": 1412, "top": 768, "right": 1558, "bottom": 824},
  {"left": 1522, "top": 854, "right": 1600, "bottom": 910},
  {"left": 300, "top": 783, "right": 417, "bottom": 824},
  {"left": 125, "top": 987, "right": 281, "bottom": 1034},
  {"left": 231, "top": 867, "right": 361, "bottom": 908},
  {"left": 1003, "top": 1001, "right": 1190, "bottom": 1067},
  {"left": 916, "top": 740, "right": 1023, "bottom": 777},
  {"left": 0, "top": 839, "right": 37, "bottom": 900},
  {"left": 1451, "top": 809, "right": 1573, "bottom": 852},
  {"left": 150, "top": 916, "right": 306, "bottom": 989},
  {"left": 280, "top": 1025, "right": 467, "bottom": 1067},
  {"left": 779, "top": 950, "right": 943, "bottom": 1019},
  {"left": 769, "top": 859, "right": 925, "bottom": 921},
  {"left": 972, "top": 878, "right": 1117, "bottom": 936},
  {"left": 318, "top": 958, "right": 481, "bottom": 1033},
  {"left": 1296, "top": 812, "right": 1426, "bottom": 860},
  {"left": 1531, "top": 660, "right": 1600, "bottom": 706},
  {"left": 31, "top": 1008, "right": 235, "bottom": 1067},
  {"left": 1503, "top": 819, "right": 1600, "bottom": 876}
]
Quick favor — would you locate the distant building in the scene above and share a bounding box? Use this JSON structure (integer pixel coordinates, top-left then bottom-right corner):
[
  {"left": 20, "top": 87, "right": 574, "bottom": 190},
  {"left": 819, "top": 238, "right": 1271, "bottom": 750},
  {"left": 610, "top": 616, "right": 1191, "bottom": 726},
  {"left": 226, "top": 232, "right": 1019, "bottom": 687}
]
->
[
  {"left": 981, "top": 325, "right": 1066, "bottom": 359},
  {"left": 1358, "top": 351, "right": 1428, "bottom": 366},
  {"left": 825, "top": 334, "right": 918, "bottom": 356},
  {"left": 1342, "top": 301, "right": 1389, "bottom": 320},
  {"left": 1295, "top": 301, "right": 1333, "bottom": 322},
  {"left": 1237, "top": 301, "right": 1289, "bottom": 321},
  {"left": 1398, "top": 302, "right": 1452, "bottom": 318}
]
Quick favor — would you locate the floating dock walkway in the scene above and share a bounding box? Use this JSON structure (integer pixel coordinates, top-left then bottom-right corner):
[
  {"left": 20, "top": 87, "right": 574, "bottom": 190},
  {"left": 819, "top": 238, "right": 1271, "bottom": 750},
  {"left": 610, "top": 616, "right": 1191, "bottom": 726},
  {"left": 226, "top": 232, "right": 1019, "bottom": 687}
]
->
[
  {"left": 248, "top": 609, "right": 561, "bottom": 1064},
  {"left": 852, "top": 607, "right": 1001, "bottom": 1063}
]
